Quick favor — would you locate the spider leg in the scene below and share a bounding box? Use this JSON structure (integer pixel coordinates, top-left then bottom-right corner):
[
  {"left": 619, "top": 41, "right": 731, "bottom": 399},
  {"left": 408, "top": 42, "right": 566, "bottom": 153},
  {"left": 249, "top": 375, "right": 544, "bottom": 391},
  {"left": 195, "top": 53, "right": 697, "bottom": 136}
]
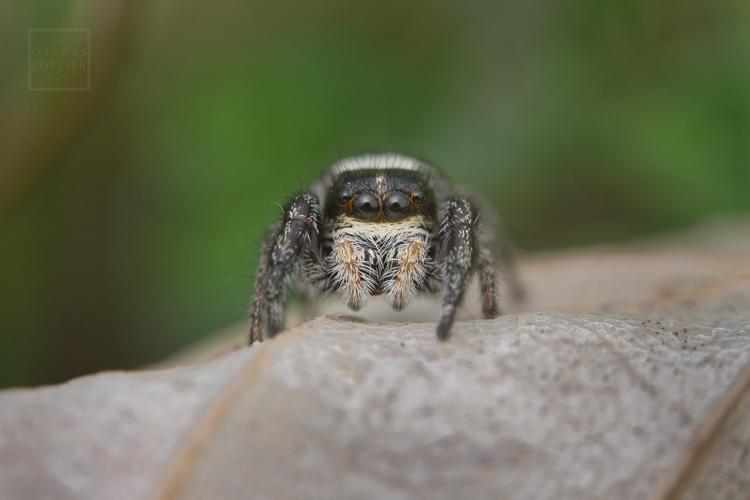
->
[
  {"left": 479, "top": 212, "right": 525, "bottom": 307},
  {"left": 436, "top": 196, "right": 478, "bottom": 340},
  {"left": 249, "top": 192, "right": 322, "bottom": 344},
  {"left": 477, "top": 245, "right": 499, "bottom": 318}
]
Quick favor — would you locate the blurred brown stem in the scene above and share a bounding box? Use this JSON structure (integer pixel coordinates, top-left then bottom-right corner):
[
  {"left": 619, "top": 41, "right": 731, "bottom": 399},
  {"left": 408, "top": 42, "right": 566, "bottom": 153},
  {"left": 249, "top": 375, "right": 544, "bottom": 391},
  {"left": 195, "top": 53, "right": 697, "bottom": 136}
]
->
[{"left": 0, "top": 0, "right": 138, "bottom": 221}]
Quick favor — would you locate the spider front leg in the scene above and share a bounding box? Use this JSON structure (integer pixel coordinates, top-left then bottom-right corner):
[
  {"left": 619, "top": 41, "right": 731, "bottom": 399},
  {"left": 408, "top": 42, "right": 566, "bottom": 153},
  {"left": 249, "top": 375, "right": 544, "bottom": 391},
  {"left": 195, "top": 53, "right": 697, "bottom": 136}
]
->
[
  {"left": 436, "top": 197, "right": 476, "bottom": 340},
  {"left": 436, "top": 196, "right": 499, "bottom": 340},
  {"left": 249, "top": 193, "right": 322, "bottom": 344}
]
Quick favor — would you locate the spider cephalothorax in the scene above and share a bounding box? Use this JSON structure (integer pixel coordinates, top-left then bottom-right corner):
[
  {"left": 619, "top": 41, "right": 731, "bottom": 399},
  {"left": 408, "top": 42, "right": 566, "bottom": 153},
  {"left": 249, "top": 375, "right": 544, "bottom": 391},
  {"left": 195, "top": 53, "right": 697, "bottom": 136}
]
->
[{"left": 249, "top": 153, "right": 521, "bottom": 343}]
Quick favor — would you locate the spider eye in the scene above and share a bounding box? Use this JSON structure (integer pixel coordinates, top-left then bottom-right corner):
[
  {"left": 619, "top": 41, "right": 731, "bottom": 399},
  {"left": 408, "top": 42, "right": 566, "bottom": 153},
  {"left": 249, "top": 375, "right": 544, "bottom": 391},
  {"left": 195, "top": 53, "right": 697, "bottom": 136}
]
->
[
  {"left": 411, "top": 191, "right": 424, "bottom": 204},
  {"left": 353, "top": 193, "right": 380, "bottom": 220},
  {"left": 384, "top": 192, "right": 409, "bottom": 220},
  {"left": 338, "top": 191, "right": 351, "bottom": 204}
]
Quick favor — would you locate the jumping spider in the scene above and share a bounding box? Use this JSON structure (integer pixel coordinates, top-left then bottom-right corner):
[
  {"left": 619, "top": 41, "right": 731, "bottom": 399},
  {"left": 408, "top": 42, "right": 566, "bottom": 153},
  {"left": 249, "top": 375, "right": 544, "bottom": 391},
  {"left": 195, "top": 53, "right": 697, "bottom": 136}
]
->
[{"left": 249, "top": 153, "right": 521, "bottom": 343}]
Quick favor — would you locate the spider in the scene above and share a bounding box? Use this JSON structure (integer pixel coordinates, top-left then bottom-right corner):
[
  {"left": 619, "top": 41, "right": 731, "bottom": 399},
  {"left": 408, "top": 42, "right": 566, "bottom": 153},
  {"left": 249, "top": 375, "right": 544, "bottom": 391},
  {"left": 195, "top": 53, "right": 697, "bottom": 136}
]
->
[{"left": 248, "top": 153, "right": 522, "bottom": 343}]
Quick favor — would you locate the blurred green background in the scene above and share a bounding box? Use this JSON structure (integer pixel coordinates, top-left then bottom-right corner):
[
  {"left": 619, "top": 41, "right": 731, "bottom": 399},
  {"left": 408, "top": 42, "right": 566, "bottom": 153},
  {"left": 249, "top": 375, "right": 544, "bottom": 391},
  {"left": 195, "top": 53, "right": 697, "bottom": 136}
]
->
[{"left": 1, "top": 0, "right": 749, "bottom": 388}]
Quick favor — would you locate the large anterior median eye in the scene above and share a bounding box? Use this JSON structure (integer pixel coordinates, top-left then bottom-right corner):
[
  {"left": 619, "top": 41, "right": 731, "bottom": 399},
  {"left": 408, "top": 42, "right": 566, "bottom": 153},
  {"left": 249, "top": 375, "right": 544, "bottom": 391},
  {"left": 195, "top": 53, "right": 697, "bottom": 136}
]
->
[
  {"left": 353, "top": 193, "right": 380, "bottom": 220},
  {"left": 384, "top": 192, "right": 409, "bottom": 220}
]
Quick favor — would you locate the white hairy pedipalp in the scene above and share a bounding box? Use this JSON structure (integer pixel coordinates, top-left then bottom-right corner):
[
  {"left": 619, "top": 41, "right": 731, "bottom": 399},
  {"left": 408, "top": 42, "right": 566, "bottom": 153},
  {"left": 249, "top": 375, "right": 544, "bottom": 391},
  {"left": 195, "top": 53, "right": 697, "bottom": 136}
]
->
[{"left": 325, "top": 214, "right": 434, "bottom": 311}]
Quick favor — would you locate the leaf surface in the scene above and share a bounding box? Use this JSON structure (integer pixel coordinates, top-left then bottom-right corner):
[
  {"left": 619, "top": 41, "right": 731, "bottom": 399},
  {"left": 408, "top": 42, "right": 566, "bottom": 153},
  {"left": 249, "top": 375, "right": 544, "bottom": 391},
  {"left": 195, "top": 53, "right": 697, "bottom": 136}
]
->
[{"left": 1, "top": 220, "right": 749, "bottom": 500}]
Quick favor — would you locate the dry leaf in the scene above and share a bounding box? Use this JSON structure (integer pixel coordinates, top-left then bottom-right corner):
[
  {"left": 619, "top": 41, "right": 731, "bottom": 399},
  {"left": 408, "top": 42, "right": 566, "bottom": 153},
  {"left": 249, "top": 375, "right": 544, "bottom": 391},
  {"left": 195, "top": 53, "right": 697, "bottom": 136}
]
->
[{"left": 1, "top": 219, "right": 749, "bottom": 500}]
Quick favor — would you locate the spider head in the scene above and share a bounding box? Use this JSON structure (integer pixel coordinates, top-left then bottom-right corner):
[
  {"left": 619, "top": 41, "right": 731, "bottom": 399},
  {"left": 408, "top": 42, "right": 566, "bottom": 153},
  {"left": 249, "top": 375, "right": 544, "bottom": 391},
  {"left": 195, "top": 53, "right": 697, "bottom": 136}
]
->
[{"left": 325, "top": 167, "right": 435, "bottom": 222}]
